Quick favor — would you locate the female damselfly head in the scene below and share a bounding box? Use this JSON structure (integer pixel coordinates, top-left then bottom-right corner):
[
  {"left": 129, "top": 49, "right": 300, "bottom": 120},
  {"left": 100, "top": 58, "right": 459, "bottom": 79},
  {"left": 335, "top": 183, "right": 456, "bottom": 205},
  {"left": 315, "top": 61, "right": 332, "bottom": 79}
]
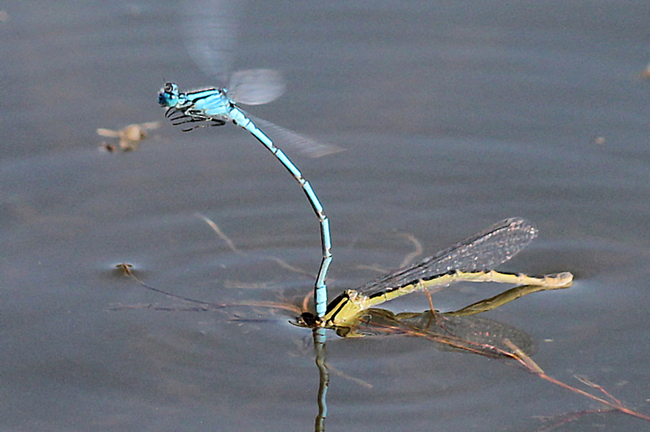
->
[
  {"left": 291, "top": 312, "right": 322, "bottom": 328},
  {"left": 158, "top": 82, "right": 182, "bottom": 107}
]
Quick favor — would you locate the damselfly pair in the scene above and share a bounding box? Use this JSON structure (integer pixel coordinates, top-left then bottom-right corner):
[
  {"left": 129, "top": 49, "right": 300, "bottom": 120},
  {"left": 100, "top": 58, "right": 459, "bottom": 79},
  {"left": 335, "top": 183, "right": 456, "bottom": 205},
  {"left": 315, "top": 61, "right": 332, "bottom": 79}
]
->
[{"left": 158, "top": 2, "right": 573, "bottom": 326}]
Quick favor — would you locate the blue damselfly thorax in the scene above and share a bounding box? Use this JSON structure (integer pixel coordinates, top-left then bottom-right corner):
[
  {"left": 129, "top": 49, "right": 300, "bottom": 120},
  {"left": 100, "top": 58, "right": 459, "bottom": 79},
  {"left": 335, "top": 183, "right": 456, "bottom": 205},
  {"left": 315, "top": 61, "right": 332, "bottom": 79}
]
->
[{"left": 158, "top": 82, "right": 233, "bottom": 131}]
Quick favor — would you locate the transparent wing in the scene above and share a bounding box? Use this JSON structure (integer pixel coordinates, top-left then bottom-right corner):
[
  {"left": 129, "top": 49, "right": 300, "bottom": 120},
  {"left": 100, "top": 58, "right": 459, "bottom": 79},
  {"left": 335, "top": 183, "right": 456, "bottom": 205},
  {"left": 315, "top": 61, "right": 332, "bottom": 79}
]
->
[
  {"left": 182, "top": 0, "right": 239, "bottom": 85},
  {"left": 250, "top": 116, "right": 345, "bottom": 158},
  {"left": 355, "top": 218, "right": 538, "bottom": 296},
  {"left": 402, "top": 312, "right": 537, "bottom": 357},
  {"left": 347, "top": 310, "right": 537, "bottom": 357},
  {"left": 228, "top": 69, "right": 286, "bottom": 105}
]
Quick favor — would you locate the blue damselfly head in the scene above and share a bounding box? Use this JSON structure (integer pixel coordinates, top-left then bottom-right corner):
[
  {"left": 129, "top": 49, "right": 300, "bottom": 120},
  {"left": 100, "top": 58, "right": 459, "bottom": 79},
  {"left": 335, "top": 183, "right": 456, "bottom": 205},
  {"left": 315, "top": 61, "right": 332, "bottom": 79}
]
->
[{"left": 158, "top": 82, "right": 181, "bottom": 107}]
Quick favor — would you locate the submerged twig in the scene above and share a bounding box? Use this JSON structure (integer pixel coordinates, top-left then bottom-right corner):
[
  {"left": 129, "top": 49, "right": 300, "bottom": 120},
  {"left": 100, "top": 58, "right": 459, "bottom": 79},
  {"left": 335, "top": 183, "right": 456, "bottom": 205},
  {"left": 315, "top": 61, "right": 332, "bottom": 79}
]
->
[
  {"left": 397, "top": 233, "right": 424, "bottom": 268},
  {"left": 196, "top": 213, "right": 315, "bottom": 278},
  {"left": 111, "top": 262, "right": 303, "bottom": 317},
  {"left": 504, "top": 339, "right": 650, "bottom": 422}
]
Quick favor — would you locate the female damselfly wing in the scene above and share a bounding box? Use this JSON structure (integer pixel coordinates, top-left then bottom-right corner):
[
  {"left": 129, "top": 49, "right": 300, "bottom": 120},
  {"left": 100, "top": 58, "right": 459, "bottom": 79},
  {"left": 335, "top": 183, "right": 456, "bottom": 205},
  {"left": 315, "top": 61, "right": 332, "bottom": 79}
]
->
[{"left": 298, "top": 218, "right": 573, "bottom": 328}]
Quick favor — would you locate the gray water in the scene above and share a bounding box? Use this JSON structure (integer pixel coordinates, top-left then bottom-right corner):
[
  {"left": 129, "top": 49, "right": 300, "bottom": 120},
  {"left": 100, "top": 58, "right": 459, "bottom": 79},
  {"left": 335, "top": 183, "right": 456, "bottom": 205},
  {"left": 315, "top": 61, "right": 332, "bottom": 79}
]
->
[{"left": 2, "top": 1, "right": 650, "bottom": 431}]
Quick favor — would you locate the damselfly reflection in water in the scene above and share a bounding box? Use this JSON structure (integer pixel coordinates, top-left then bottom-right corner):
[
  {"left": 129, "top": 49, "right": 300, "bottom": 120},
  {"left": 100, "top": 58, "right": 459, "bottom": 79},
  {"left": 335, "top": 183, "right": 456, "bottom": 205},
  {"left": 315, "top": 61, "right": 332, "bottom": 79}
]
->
[
  {"left": 114, "top": 218, "right": 572, "bottom": 349},
  {"left": 113, "top": 217, "right": 569, "bottom": 361},
  {"left": 113, "top": 217, "right": 650, "bottom": 427},
  {"left": 158, "top": 0, "right": 339, "bottom": 318},
  {"left": 117, "top": 218, "right": 575, "bottom": 344}
]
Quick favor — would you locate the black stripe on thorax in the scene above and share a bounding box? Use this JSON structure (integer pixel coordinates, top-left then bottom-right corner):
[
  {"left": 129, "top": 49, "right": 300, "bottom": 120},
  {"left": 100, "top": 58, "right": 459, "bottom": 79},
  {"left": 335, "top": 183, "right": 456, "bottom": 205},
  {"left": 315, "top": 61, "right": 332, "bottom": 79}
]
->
[{"left": 185, "top": 88, "right": 220, "bottom": 103}]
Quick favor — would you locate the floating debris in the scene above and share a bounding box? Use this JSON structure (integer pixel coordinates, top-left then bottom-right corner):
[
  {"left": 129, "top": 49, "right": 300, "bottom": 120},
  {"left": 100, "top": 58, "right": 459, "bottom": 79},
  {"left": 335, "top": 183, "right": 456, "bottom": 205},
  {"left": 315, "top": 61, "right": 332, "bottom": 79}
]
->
[
  {"left": 592, "top": 136, "right": 606, "bottom": 145},
  {"left": 641, "top": 63, "right": 650, "bottom": 79},
  {"left": 97, "top": 121, "right": 159, "bottom": 152}
]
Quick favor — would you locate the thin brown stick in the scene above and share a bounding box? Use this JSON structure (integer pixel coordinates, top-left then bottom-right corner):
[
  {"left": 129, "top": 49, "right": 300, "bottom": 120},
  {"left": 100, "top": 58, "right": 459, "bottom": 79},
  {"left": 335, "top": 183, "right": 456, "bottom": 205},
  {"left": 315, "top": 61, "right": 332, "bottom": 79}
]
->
[
  {"left": 504, "top": 340, "right": 650, "bottom": 422},
  {"left": 196, "top": 213, "right": 315, "bottom": 278},
  {"left": 114, "top": 263, "right": 304, "bottom": 316},
  {"left": 398, "top": 233, "right": 424, "bottom": 268},
  {"left": 574, "top": 374, "right": 623, "bottom": 406},
  {"left": 195, "top": 213, "right": 241, "bottom": 254}
]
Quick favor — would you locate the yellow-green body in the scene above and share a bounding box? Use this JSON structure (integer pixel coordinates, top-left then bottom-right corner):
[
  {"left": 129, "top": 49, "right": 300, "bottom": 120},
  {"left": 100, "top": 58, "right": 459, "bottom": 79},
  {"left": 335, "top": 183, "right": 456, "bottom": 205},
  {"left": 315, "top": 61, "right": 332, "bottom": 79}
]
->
[{"left": 322, "top": 270, "right": 573, "bottom": 328}]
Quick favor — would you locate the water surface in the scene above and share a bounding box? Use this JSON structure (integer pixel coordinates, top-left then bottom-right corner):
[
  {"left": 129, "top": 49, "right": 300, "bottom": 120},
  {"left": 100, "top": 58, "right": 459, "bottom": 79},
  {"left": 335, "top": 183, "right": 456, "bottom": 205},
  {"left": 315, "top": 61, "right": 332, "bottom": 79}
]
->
[{"left": 2, "top": 1, "right": 650, "bottom": 431}]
